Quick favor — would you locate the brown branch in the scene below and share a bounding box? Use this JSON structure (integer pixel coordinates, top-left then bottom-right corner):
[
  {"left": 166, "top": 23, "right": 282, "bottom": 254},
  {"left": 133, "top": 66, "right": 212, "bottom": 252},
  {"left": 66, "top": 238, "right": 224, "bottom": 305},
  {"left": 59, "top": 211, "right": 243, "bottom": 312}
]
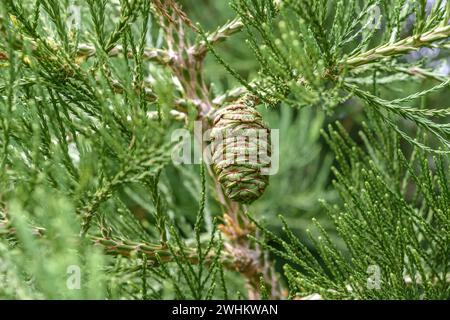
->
[
  {"left": 0, "top": 217, "right": 277, "bottom": 292},
  {"left": 151, "top": 3, "right": 284, "bottom": 298},
  {"left": 152, "top": 0, "right": 199, "bottom": 33},
  {"left": 95, "top": 233, "right": 283, "bottom": 297}
]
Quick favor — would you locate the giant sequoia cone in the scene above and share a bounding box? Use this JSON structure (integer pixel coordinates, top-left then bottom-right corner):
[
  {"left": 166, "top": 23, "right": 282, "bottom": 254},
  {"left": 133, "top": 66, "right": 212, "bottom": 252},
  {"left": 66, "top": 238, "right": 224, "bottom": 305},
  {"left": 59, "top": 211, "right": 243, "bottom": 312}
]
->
[{"left": 210, "top": 96, "right": 271, "bottom": 204}]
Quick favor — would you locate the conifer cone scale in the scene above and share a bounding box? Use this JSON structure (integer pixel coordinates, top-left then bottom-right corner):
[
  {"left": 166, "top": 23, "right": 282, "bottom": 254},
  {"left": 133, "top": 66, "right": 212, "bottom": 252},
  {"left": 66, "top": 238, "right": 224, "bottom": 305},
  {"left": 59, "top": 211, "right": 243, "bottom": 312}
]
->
[{"left": 210, "top": 98, "right": 271, "bottom": 204}]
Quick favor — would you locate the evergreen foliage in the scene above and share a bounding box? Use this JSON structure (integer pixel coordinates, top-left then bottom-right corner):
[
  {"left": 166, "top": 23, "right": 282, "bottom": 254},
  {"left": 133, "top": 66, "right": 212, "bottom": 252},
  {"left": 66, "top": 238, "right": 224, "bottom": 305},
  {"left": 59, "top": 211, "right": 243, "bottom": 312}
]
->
[{"left": 0, "top": 0, "right": 449, "bottom": 300}]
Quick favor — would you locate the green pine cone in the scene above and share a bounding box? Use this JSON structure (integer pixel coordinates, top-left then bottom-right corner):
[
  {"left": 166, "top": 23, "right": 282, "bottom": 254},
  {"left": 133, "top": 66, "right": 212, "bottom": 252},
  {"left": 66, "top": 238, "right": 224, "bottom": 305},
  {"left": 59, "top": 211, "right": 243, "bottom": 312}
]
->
[{"left": 210, "top": 97, "right": 271, "bottom": 204}]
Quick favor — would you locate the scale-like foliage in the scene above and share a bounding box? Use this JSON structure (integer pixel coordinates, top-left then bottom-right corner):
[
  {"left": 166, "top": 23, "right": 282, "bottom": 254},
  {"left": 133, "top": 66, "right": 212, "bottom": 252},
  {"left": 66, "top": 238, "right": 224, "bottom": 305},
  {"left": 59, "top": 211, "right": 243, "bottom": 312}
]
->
[
  {"left": 0, "top": 0, "right": 449, "bottom": 300},
  {"left": 250, "top": 111, "right": 450, "bottom": 299}
]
